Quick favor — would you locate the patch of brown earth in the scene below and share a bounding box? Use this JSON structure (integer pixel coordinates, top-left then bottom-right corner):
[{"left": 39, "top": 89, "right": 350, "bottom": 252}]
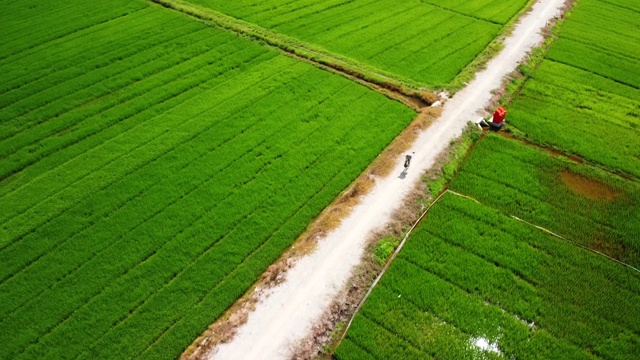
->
[{"left": 560, "top": 170, "right": 617, "bottom": 201}]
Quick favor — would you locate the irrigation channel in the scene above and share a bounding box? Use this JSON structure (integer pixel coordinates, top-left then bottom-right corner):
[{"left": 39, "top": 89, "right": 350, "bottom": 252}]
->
[{"left": 207, "top": 0, "right": 568, "bottom": 358}]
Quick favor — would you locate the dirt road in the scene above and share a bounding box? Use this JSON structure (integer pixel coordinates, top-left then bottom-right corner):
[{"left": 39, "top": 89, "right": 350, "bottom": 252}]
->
[{"left": 211, "top": 1, "right": 567, "bottom": 358}]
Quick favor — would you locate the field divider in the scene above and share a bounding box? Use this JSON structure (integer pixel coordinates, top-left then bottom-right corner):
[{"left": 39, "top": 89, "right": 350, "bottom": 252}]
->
[
  {"left": 510, "top": 215, "right": 640, "bottom": 274},
  {"left": 336, "top": 189, "right": 449, "bottom": 345},
  {"left": 148, "top": 0, "right": 434, "bottom": 109},
  {"left": 340, "top": 186, "right": 640, "bottom": 345},
  {"left": 418, "top": 2, "right": 503, "bottom": 25},
  {"left": 459, "top": 169, "right": 623, "bottom": 235},
  {"left": 445, "top": 190, "right": 640, "bottom": 274}
]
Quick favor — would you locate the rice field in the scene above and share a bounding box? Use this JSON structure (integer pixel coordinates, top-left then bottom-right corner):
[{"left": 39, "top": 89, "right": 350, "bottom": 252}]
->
[
  {"left": 4, "top": 0, "right": 639, "bottom": 358},
  {"left": 449, "top": 134, "right": 640, "bottom": 267},
  {"left": 507, "top": 0, "right": 640, "bottom": 177},
  {"left": 335, "top": 193, "right": 640, "bottom": 359},
  {"left": 186, "top": 0, "right": 530, "bottom": 86},
  {"left": 336, "top": 0, "right": 640, "bottom": 358},
  {"left": 0, "top": 1, "right": 416, "bottom": 358}
]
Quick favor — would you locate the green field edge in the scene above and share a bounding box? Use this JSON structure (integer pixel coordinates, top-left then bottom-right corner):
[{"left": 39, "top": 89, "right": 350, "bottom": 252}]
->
[
  {"left": 148, "top": 0, "right": 425, "bottom": 93},
  {"left": 447, "top": 0, "right": 539, "bottom": 92},
  {"left": 331, "top": 0, "right": 640, "bottom": 356},
  {"left": 334, "top": 188, "right": 640, "bottom": 358},
  {"left": 496, "top": 0, "right": 640, "bottom": 182},
  {"left": 149, "top": 0, "right": 537, "bottom": 96}
]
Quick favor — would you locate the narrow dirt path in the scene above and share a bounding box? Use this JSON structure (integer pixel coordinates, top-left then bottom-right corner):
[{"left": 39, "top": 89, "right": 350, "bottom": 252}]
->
[{"left": 210, "top": 1, "right": 566, "bottom": 358}]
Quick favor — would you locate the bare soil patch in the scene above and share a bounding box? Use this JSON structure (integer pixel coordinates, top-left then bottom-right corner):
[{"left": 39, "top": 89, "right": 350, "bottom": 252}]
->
[{"left": 560, "top": 170, "right": 618, "bottom": 201}]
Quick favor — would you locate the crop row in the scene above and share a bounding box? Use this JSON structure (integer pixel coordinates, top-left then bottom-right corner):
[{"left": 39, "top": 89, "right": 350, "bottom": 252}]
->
[
  {"left": 506, "top": 0, "right": 640, "bottom": 177},
  {"left": 0, "top": 56, "right": 313, "bottom": 249},
  {"left": 0, "top": 28, "right": 225, "bottom": 141},
  {"left": 0, "top": 49, "right": 281, "bottom": 210},
  {"left": 449, "top": 134, "right": 640, "bottom": 266},
  {"left": 0, "top": 10, "right": 204, "bottom": 112},
  {"left": 0, "top": 48, "right": 281, "bottom": 239},
  {"left": 9, "top": 103, "right": 358, "bottom": 358},
  {"left": 509, "top": 60, "right": 640, "bottom": 177},
  {"left": 338, "top": 1, "right": 640, "bottom": 358},
  {"left": 337, "top": 193, "right": 640, "bottom": 359},
  {"left": 187, "top": 0, "right": 524, "bottom": 85},
  {"left": 3, "top": 81, "right": 411, "bottom": 359},
  {"left": 0, "top": 29, "right": 255, "bottom": 173},
  {"left": 0, "top": 62, "right": 356, "bottom": 312},
  {"left": 0, "top": 62, "right": 340, "bottom": 312},
  {"left": 0, "top": 6, "right": 190, "bottom": 96},
  {"left": 419, "top": 0, "right": 529, "bottom": 24},
  {"left": 0, "top": 0, "right": 148, "bottom": 61},
  {"left": 1, "top": 1, "right": 418, "bottom": 358}
]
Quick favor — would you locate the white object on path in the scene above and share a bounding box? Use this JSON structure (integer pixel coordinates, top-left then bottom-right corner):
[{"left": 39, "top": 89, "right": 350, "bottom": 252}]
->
[{"left": 210, "top": 1, "right": 566, "bottom": 358}]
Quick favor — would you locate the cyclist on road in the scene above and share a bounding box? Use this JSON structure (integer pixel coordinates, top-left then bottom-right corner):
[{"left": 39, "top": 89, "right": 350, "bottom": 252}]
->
[{"left": 404, "top": 153, "right": 413, "bottom": 171}]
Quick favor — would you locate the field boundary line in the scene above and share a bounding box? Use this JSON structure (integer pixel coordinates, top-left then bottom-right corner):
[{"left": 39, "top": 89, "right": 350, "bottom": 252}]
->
[
  {"left": 336, "top": 189, "right": 449, "bottom": 345},
  {"left": 148, "top": 0, "right": 405, "bottom": 85},
  {"left": 510, "top": 215, "right": 640, "bottom": 274},
  {"left": 422, "top": 2, "right": 502, "bottom": 25},
  {"left": 340, "top": 186, "right": 639, "bottom": 344},
  {"left": 148, "top": 0, "right": 435, "bottom": 109},
  {"left": 496, "top": 129, "right": 640, "bottom": 183},
  {"left": 445, "top": 190, "right": 640, "bottom": 274}
]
